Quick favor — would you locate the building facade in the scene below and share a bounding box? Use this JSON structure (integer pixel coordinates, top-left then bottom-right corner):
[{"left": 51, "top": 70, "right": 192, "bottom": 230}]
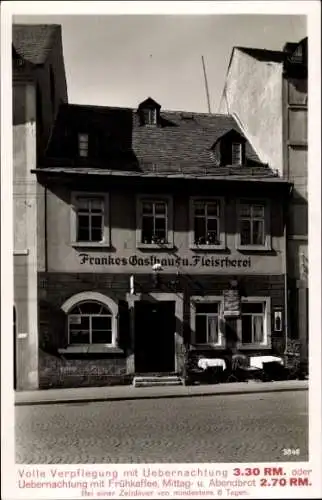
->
[
  {"left": 32, "top": 98, "right": 291, "bottom": 388},
  {"left": 219, "top": 38, "right": 308, "bottom": 367},
  {"left": 13, "top": 24, "right": 68, "bottom": 390}
]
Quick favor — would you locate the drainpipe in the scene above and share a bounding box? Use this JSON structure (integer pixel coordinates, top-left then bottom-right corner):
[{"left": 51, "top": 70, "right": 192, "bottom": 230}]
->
[
  {"left": 283, "top": 184, "right": 292, "bottom": 356},
  {"left": 44, "top": 184, "right": 48, "bottom": 272}
]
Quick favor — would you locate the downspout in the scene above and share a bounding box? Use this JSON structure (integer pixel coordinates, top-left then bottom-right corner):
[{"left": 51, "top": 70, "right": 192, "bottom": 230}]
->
[
  {"left": 283, "top": 183, "right": 292, "bottom": 355},
  {"left": 44, "top": 183, "right": 48, "bottom": 272}
]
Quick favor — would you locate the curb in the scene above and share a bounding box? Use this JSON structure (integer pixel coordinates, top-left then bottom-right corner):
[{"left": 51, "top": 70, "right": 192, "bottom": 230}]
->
[{"left": 15, "top": 384, "right": 308, "bottom": 407}]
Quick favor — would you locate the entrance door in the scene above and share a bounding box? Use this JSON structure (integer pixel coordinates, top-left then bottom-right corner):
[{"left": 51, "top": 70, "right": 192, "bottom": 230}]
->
[{"left": 134, "top": 301, "right": 175, "bottom": 373}]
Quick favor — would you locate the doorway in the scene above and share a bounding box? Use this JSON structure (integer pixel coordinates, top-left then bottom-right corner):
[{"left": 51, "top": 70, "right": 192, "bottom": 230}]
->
[{"left": 134, "top": 301, "right": 176, "bottom": 373}]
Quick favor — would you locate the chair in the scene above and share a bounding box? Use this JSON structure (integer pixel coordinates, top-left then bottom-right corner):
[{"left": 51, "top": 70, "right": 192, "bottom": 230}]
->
[{"left": 226, "top": 353, "right": 262, "bottom": 382}]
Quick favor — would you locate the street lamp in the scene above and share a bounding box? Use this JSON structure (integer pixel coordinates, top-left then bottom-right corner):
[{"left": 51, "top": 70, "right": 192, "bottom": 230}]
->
[{"left": 152, "top": 263, "right": 163, "bottom": 287}]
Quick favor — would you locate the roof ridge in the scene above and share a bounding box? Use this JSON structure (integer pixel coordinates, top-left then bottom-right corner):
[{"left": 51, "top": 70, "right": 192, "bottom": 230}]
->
[{"left": 65, "top": 102, "right": 235, "bottom": 118}]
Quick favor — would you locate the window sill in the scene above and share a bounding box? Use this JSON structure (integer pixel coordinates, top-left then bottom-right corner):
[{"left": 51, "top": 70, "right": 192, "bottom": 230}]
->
[
  {"left": 70, "top": 242, "right": 111, "bottom": 249},
  {"left": 190, "top": 244, "right": 226, "bottom": 252},
  {"left": 136, "top": 243, "right": 174, "bottom": 250},
  {"left": 236, "top": 245, "right": 271, "bottom": 252},
  {"left": 238, "top": 345, "right": 271, "bottom": 350},
  {"left": 190, "top": 343, "right": 224, "bottom": 350},
  {"left": 58, "top": 346, "right": 124, "bottom": 354}
]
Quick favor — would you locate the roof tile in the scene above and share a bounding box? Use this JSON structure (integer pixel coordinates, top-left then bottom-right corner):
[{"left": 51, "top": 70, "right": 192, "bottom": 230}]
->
[{"left": 12, "top": 24, "right": 60, "bottom": 65}]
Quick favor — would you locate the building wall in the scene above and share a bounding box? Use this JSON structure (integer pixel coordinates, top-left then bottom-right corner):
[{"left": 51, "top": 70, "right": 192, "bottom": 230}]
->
[
  {"left": 38, "top": 271, "right": 286, "bottom": 389},
  {"left": 13, "top": 83, "right": 39, "bottom": 390},
  {"left": 219, "top": 49, "right": 284, "bottom": 175},
  {"left": 43, "top": 186, "right": 286, "bottom": 276}
]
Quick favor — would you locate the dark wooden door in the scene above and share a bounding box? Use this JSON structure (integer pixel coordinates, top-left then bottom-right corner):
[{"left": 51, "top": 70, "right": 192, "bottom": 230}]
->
[{"left": 134, "top": 301, "right": 175, "bottom": 373}]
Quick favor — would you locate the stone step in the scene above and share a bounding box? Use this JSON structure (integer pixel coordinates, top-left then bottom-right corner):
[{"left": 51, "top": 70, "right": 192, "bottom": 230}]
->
[{"left": 133, "top": 376, "right": 184, "bottom": 388}]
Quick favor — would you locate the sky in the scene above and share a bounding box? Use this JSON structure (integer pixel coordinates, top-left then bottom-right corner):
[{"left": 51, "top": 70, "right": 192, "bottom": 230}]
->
[{"left": 14, "top": 14, "right": 307, "bottom": 113}]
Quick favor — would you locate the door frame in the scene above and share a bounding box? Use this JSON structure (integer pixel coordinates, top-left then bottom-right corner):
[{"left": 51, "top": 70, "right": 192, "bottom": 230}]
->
[{"left": 127, "top": 292, "right": 184, "bottom": 373}]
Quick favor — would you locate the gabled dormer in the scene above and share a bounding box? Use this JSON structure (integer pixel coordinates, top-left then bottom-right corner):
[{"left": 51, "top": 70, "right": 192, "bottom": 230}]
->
[
  {"left": 138, "top": 97, "right": 161, "bottom": 126},
  {"left": 212, "top": 129, "right": 246, "bottom": 166}
]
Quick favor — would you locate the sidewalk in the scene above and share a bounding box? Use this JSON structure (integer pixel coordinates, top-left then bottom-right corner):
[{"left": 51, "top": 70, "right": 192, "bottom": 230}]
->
[{"left": 15, "top": 379, "right": 308, "bottom": 406}]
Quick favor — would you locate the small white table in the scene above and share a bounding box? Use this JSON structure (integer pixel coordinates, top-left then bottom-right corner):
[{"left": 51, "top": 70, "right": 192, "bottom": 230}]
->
[
  {"left": 197, "top": 358, "right": 227, "bottom": 371},
  {"left": 250, "top": 356, "right": 284, "bottom": 370}
]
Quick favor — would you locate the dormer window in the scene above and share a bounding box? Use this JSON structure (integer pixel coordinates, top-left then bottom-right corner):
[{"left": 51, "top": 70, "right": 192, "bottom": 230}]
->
[
  {"left": 143, "top": 108, "right": 157, "bottom": 126},
  {"left": 78, "top": 133, "right": 89, "bottom": 158},
  {"left": 232, "top": 142, "right": 242, "bottom": 165},
  {"left": 138, "top": 97, "right": 161, "bottom": 127}
]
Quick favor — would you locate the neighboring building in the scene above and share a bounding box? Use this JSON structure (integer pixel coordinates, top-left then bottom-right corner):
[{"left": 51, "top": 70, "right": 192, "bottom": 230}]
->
[
  {"left": 32, "top": 98, "right": 291, "bottom": 388},
  {"left": 219, "top": 38, "right": 308, "bottom": 367},
  {"left": 13, "top": 24, "right": 68, "bottom": 390}
]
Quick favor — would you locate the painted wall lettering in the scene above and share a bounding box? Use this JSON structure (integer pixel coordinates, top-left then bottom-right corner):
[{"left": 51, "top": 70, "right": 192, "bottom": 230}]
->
[{"left": 78, "top": 253, "right": 251, "bottom": 269}]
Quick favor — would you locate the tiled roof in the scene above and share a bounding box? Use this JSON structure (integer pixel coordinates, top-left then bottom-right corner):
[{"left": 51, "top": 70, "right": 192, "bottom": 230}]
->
[
  {"left": 43, "top": 102, "right": 279, "bottom": 180},
  {"left": 12, "top": 24, "right": 60, "bottom": 65}
]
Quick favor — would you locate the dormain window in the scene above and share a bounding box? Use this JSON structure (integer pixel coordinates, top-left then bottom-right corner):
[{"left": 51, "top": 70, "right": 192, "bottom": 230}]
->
[
  {"left": 232, "top": 142, "right": 242, "bottom": 164},
  {"left": 70, "top": 192, "right": 110, "bottom": 247},
  {"left": 136, "top": 196, "right": 173, "bottom": 248},
  {"left": 190, "top": 198, "right": 225, "bottom": 248},
  {"left": 237, "top": 200, "right": 270, "bottom": 249},
  {"left": 143, "top": 108, "right": 157, "bottom": 126},
  {"left": 78, "top": 133, "right": 89, "bottom": 157},
  {"left": 195, "top": 303, "right": 222, "bottom": 346}
]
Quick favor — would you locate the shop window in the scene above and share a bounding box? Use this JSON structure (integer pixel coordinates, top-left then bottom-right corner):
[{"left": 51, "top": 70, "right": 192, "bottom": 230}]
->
[
  {"left": 68, "top": 301, "right": 113, "bottom": 345},
  {"left": 190, "top": 296, "right": 224, "bottom": 347},
  {"left": 78, "top": 133, "right": 89, "bottom": 157},
  {"left": 195, "top": 303, "right": 222, "bottom": 345},
  {"left": 237, "top": 200, "right": 271, "bottom": 249},
  {"left": 190, "top": 197, "right": 225, "bottom": 248},
  {"left": 136, "top": 196, "right": 173, "bottom": 248},
  {"left": 70, "top": 192, "right": 110, "bottom": 247},
  {"left": 237, "top": 298, "right": 270, "bottom": 348}
]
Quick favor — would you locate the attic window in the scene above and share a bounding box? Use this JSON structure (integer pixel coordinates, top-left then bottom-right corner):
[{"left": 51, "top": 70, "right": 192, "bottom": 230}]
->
[
  {"left": 232, "top": 143, "right": 243, "bottom": 165},
  {"left": 143, "top": 108, "right": 157, "bottom": 126},
  {"left": 78, "top": 133, "right": 89, "bottom": 158}
]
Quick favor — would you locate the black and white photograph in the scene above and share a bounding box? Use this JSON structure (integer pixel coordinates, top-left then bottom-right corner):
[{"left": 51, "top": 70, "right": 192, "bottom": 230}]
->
[{"left": 1, "top": 1, "right": 321, "bottom": 499}]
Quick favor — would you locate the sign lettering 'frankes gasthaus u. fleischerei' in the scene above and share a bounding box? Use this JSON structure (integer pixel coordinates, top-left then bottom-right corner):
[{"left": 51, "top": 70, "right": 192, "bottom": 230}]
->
[{"left": 78, "top": 253, "right": 252, "bottom": 269}]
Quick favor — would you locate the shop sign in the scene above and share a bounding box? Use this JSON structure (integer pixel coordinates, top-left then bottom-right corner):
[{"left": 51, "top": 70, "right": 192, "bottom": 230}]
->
[
  {"left": 223, "top": 289, "right": 241, "bottom": 317},
  {"left": 78, "top": 253, "right": 252, "bottom": 269}
]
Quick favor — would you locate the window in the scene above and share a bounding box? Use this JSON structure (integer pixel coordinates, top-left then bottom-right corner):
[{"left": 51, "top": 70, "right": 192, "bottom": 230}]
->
[
  {"left": 78, "top": 133, "right": 89, "bottom": 157},
  {"left": 70, "top": 192, "right": 110, "bottom": 247},
  {"left": 240, "top": 302, "right": 266, "bottom": 346},
  {"left": 232, "top": 142, "right": 242, "bottom": 164},
  {"left": 68, "top": 301, "right": 113, "bottom": 345},
  {"left": 76, "top": 197, "right": 104, "bottom": 242},
  {"left": 143, "top": 108, "right": 157, "bottom": 125},
  {"left": 192, "top": 199, "right": 223, "bottom": 246},
  {"left": 238, "top": 201, "right": 269, "bottom": 248},
  {"left": 195, "top": 302, "right": 221, "bottom": 345},
  {"left": 136, "top": 196, "right": 173, "bottom": 247}
]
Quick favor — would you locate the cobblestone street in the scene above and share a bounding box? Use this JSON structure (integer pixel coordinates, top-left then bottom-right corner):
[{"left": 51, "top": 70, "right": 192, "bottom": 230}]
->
[{"left": 15, "top": 390, "right": 308, "bottom": 464}]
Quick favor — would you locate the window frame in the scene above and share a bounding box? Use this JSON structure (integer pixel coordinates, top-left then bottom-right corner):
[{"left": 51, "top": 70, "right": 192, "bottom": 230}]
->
[
  {"left": 78, "top": 133, "right": 89, "bottom": 158},
  {"left": 70, "top": 192, "right": 110, "bottom": 248},
  {"left": 237, "top": 297, "right": 271, "bottom": 350},
  {"left": 189, "top": 197, "right": 226, "bottom": 250},
  {"left": 68, "top": 301, "right": 114, "bottom": 346},
  {"left": 136, "top": 195, "right": 174, "bottom": 249},
  {"left": 231, "top": 142, "right": 243, "bottom": 165},
  {"left": 236, "top": 198, "right": 271, "bottom": 251},
  {"left": 190, "top": 295, "right": 224, "bottom": 348}
]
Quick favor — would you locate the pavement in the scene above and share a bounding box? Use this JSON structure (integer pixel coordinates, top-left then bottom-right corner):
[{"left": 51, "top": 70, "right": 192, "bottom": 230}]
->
[{"left": 15, "top": 379, "right": 308, "bottom": 406}]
